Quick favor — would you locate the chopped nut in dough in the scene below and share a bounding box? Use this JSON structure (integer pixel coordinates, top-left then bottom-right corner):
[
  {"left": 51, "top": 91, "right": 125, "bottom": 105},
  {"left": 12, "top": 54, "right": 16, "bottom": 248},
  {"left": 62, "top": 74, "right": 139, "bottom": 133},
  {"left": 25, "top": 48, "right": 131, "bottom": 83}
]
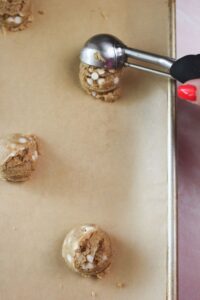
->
[
  {"left": 0, "top": 133, "right": 39, "bottom": 182},
  {"left": 0, "top": 0, "right": 32, "bottom": 32},
  {"left": 62, "top": 224, "right": 112, "bottom": 277}
]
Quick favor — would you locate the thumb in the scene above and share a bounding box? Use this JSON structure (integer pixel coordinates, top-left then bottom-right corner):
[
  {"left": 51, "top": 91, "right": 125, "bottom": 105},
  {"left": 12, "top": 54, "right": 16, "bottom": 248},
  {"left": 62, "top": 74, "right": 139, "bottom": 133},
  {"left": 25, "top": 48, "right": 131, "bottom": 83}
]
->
[{"left": 177, "top": 79, "right": 200, "bottom": 105}]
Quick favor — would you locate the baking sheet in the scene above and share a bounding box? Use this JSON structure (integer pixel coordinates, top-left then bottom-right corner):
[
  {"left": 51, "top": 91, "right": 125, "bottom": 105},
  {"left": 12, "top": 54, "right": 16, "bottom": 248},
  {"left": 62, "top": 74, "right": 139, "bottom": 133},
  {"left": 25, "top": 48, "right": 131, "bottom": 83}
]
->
[{"left": 0, "top": 0, "right": 175, "bottom": 299}]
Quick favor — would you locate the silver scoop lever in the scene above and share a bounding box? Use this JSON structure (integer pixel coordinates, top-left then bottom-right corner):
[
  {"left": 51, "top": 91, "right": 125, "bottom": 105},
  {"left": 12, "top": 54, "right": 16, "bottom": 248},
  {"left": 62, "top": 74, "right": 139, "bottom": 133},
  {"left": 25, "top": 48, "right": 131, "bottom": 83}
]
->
[{"left": 80, "top": 34, "right": 175, "bottom": 79}]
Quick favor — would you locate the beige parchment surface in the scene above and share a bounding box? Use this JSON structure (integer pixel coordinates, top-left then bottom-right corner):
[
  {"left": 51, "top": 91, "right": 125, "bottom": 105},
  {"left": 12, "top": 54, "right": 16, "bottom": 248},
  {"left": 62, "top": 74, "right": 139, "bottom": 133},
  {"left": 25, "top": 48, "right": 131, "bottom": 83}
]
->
[{"left": 0, "top": 0, "right": 172, "bottom": 299}]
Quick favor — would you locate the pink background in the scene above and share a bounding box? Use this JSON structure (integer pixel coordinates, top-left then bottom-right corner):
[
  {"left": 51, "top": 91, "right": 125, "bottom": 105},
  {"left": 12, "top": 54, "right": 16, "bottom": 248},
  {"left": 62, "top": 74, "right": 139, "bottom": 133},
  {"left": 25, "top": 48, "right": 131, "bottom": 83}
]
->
[{"left": 177, "top": 1, "right": 200, "bottom": 299}]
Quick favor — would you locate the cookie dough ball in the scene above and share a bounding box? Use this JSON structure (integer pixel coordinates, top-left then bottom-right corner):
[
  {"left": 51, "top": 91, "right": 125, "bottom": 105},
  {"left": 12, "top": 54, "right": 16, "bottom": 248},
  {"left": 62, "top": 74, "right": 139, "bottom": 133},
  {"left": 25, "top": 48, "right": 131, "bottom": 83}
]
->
[
  {"left": 0, "top": 133, "right": 39, "bottom": 182},
  {"left": 0, "top": 0, "right": 32, "bottom": 32},
  {"left": 79, "top": 63, "right": 122, "bottom": 102},
  {"left": 62, "top": 224, "right": 112, "bottom": 277}
]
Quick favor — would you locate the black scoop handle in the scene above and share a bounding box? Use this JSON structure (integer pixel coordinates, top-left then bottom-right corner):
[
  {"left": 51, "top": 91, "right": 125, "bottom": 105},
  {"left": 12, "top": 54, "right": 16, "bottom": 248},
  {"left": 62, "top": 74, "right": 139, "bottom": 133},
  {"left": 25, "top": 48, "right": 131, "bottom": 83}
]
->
[{"left": 170, "top": 54, "right": 200, "bottom": 83}]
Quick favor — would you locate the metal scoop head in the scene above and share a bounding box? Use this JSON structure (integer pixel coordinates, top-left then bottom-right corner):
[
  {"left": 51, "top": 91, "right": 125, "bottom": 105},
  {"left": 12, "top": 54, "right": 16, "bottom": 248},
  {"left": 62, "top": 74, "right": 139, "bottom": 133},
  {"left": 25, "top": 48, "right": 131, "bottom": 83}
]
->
[{"left": 80, "top": 34, "right": 126, "bottom": 69}]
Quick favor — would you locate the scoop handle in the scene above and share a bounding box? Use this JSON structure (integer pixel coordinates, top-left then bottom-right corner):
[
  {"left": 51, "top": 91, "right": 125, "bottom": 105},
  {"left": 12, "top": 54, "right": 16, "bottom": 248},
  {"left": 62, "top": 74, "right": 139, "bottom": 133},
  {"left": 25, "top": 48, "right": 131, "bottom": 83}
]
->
[
  {"left": 125, "top": 47, "right": 175, "bottom": 69},
  {"left": 170, "top": 54, "right": 200, "bottom": 83}
]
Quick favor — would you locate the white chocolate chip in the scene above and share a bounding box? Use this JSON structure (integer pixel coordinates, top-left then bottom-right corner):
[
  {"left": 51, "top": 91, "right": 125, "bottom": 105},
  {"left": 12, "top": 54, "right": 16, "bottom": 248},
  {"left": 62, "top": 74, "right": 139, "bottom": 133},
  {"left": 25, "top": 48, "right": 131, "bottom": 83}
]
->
[
  {"left": 6, "top": 17, "right": 14, "bottom": 23},
  {"left": 97, "top": 78, "right": 105, "bottom": 85},
  {"left": 91, "top": 72, "right": 99, "bottom": 81},
  {"left": 97, "top": 68, "right": 105, "bottom": 75},
  {"left": 81, "top": 225, "right": 96, "bottom": 232},
  {"left": 87, "top": 255, "right": 94, "bottom": 263},
  {"left": 32, "top": 151, "right": 38, "bottom": 161},
  {"left": 87, "top": 78, "right": 93, "bottom": 86},
  {"left": 92, "top": 91, "right": 97, "bottom": 97},
  {"left": 34, "top": 150, "right": 38, "bottom": 158},
  {"left": 14, "top": 16, "right": 22, "bottom": 25},
  {"left": 114, "top": 77, "right": 119, "bottom": 84},
  {"left": 85, "top": 263, "right": 94, "bottom": 270},
  {"left": 109, "top": 69, "right": 115, "bottom": 73},
  {"left": 18, "top": 137, "right": 27, "bottom": 144},
  {"left": 82, "top": 262, "right": 94, "bottom": 270}
]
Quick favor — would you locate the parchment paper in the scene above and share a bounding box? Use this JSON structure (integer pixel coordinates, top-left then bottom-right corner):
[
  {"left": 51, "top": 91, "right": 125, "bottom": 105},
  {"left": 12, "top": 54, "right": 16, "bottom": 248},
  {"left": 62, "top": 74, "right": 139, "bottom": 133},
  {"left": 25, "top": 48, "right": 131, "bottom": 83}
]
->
[{"left": 0, "top": 0, "right": 172, "bottom": 299}]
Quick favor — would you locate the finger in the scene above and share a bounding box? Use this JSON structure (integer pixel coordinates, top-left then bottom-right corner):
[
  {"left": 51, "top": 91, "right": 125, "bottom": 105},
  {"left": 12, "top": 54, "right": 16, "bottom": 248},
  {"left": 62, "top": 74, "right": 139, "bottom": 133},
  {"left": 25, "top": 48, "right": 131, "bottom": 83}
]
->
[{"left": 177, "top": 79, "right": 200, "bottom": 105}]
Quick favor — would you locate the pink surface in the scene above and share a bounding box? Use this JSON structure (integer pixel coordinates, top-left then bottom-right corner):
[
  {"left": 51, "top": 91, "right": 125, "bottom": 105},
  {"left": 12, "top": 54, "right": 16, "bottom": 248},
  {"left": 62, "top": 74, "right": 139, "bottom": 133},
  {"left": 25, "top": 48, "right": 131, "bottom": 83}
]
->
[{"left": 177, "top": 1, "right": 200, "bottom": 299}]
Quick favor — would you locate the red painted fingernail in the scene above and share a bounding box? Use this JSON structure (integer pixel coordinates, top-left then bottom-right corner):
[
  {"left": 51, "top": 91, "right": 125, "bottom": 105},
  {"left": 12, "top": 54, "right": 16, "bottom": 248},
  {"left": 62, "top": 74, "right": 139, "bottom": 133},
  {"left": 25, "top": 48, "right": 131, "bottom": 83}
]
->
[{"left": 177, "top": 84, "right": 197, "bottom": 102}]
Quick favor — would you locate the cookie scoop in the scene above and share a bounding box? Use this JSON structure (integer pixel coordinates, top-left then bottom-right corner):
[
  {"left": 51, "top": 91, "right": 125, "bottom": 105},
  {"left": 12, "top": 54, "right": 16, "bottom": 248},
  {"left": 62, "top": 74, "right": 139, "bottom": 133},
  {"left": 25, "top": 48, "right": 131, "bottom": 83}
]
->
[
  {"left": 80, "top": 34, "right": 200, "bottom": 84},
  {"left": 62, "top": 224, "right": 112, "bottom": 278},
  {"left": 0, "top": 133, "right": 39, "bottom": 182}
]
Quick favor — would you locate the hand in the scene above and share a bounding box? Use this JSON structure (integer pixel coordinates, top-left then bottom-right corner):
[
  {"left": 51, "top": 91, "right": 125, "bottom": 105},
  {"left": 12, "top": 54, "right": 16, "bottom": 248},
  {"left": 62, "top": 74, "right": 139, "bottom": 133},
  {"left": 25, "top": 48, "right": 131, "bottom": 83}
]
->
[{"left": 177, "top": 79, "right": 200, "bottom": 105}]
